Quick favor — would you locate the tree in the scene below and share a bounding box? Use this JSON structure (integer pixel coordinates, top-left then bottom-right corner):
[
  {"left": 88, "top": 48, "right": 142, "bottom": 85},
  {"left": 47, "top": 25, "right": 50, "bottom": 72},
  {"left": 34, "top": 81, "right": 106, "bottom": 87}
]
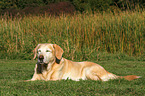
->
[{"left": 0, "top": 0, "right": 17, "bottom": 9}]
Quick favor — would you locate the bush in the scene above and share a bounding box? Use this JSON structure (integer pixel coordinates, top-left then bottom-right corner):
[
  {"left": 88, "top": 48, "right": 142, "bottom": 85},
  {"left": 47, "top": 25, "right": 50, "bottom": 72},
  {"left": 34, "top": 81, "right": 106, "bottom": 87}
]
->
[
  {"left": 43, "top": 0, "right": 70, "bottom": 4},
  {"left": 1, "top": 2, "right": 75, "bottom": 16},
  {"left": 15, "top": 0, "right": 45, "bottom": 9},
  {"left": 72, "top": 0, "right": 113, "bottom": 12},
  {"left": 0, "top": 0, "right": 144, "bottom": 13},
  {"left": 112, "top": 0, "right": 145, "bottom": 10},
  {"left": 0, "top": 0, "right": 17, "bottom": 9},
  {"left": 22, "top": 1, "right": 75, "bottom": 15}
]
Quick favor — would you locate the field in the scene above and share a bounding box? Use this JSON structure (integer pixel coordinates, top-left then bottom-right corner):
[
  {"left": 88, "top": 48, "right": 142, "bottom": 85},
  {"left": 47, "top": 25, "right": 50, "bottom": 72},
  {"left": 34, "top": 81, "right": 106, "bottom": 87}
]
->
[
  {"left": 0, "top": 57, "right": 144, "bottom": 96},
  {"left": 0, "top": 10, "right": 145, "bottom": 95},
  {"left": 0, "top": 10, "right": 145, "bottom": 60}
]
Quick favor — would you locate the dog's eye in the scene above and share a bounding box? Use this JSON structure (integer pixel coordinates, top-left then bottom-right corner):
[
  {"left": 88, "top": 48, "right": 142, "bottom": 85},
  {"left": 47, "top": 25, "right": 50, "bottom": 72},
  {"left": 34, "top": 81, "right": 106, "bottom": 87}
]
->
[
  {"left": 38, "top": 50, "right": 41, "bottom": 52},
  {"left": 46, "top": 50, "right": 50, "bottom": 52}
]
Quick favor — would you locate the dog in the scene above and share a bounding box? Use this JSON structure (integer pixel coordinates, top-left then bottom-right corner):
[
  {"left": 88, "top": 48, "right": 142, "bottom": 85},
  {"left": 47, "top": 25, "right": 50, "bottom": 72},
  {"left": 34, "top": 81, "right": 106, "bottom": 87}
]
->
[{"left": 28, "top": 43, "right": 141, "bottom": 81}]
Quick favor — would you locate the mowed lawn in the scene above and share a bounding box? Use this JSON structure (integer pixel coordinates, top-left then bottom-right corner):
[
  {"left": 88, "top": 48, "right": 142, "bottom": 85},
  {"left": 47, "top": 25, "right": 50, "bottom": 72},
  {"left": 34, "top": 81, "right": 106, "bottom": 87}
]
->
[{"left": 0, "top": 59, "right": 144, "bottom": 96}]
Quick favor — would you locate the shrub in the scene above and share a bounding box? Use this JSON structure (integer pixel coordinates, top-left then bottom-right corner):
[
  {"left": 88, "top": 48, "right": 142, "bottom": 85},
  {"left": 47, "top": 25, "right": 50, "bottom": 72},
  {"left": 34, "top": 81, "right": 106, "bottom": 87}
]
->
[
  {"left": 112, "top": 0, "right": 145, "bottom": 10},
  {"left": 0, "top": 0, "right": 17, "bottom": 9},
  {"left": 15, "top": 0, "right": 45, "bottom": 9},
  {"left": 72, "top": 0, "right": 113, "bottom": 12},
  {"left": 0, "top": 2, "right": 75, "bottom": 16}
]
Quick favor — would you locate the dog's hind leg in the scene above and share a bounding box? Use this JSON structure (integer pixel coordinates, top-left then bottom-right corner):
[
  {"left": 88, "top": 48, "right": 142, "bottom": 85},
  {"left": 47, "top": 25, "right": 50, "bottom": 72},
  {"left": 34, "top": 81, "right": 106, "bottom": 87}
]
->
[
  {"left": 100, "top": 72, "right": 118, "bottom": 81},
  {"left": 85, "top": 65, "right": 118, "bottom": 81},
  {"left": 86, "top": 72, "right": 102, "bottom": 81}
]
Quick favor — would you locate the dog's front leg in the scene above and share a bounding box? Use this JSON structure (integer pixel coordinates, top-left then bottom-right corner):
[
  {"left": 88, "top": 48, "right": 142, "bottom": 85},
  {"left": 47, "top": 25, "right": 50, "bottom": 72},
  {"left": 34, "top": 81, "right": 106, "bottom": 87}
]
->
[
  {"left": 25, "top": 73, "right": 41, "bottom": 81},
  {"left": 26, "top": 64, "right": 42, "bottom": 81}
]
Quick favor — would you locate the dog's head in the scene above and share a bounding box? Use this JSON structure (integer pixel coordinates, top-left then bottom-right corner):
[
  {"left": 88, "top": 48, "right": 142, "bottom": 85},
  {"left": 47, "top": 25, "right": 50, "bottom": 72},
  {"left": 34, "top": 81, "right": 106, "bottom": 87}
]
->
[{"left": 33, "top": 44, "right": 63, "bottom": 64}]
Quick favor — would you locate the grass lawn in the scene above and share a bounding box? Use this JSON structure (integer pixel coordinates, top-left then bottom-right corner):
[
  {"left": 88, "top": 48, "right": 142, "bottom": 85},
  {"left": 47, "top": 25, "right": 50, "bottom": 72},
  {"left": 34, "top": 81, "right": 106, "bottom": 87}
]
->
[{"left": 0, "top": 59, "right": 144, "bottom": 96}]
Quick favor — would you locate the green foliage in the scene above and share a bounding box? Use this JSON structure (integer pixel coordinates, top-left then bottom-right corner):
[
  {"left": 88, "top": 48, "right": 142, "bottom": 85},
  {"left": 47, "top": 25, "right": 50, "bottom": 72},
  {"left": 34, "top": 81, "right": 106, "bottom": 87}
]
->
[
  {"left": 0, "top": 0, "right": 144, "bottom": 13},
  {"left": 44, "top": 0, "right": 70, "bottom": 4},
  {"left": 88, "top": 0, "right": 112, "bottom": 11},
  {"left": 0, "top": 59, "right": 144, "bottom": 95},
  {"left": 72, "top": 0, "right": 112, "bottom": 12},
  {"left": 114, "top": 0, "right": 138, "bottom": 10},
  {"left": 0, "top": 0, "right": 17, "bottom": 9},
  {"left": 15, "top": 0, "right": 45, "bottom": 9}
]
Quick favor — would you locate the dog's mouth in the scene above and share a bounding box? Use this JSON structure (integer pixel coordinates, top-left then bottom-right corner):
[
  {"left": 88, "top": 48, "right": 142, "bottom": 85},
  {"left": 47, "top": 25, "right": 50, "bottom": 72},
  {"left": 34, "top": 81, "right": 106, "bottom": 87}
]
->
[
  {"left": 38, "top": 59, "right": 48, "bottom": 64},
  {"left": 39, "top": 60, "right": 44, "bottom": 64},
  {"left": 38, "top": 62, "right": 48, "bottom": 65},
  {"left": 39, "top": 62, "right": 44, "bottom": 64},
  {"left": 38, "top": 60, "right": 48, "bottom": 65}
]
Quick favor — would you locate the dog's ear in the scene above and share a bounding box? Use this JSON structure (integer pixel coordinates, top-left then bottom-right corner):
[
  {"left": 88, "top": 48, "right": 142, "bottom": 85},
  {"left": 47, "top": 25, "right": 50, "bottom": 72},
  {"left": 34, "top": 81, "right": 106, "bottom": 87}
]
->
[
  {"left": 33, "top": 44, "right": 41, "bottom": 60},
  {"left": 53, "top": 44, "right": 64, "bottom": 63}
]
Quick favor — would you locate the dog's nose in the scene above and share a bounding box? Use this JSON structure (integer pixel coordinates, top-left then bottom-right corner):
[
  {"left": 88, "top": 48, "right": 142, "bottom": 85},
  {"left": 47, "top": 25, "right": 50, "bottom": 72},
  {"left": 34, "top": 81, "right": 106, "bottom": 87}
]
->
[{"left": 39, "top": 55, "right": 44, "bottom": 60}]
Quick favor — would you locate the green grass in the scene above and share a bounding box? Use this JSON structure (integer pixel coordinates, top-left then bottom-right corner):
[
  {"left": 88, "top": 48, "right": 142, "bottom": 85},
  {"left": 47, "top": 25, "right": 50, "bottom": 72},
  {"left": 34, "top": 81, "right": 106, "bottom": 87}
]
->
[
  {"left": 0, "top": 10, "right": 145, "bottom": 60},
  {"left": 0, "top": 58, "right": 144, "bottom": 96}
]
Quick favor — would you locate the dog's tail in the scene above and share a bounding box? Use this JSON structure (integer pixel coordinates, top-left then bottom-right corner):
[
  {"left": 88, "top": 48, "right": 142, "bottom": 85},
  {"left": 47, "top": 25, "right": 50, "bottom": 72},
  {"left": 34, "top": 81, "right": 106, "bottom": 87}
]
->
[
  {"left": 101, "top": 72, "right": 141, "bottom": 81},
  {"left": 119, "top": 75, "right": 141, "bottom": 81}
]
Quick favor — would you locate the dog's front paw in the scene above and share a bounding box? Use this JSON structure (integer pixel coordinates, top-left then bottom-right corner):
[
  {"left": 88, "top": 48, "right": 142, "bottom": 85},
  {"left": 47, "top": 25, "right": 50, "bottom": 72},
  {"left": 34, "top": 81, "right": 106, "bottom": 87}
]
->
[{"left": 24, "top": 80, "right": 33, "bottom": 82}]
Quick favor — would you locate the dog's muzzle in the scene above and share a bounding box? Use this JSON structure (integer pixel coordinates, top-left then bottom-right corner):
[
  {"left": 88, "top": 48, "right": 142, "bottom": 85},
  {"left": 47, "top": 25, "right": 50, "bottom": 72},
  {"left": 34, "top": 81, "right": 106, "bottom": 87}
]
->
[{"left": 39, "top": 55, "right": 44, "bottom": 64}]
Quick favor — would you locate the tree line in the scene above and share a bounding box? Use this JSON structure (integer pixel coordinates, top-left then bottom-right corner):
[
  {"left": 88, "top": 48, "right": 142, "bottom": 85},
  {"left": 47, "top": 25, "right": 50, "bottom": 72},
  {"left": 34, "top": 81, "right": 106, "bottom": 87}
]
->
[{"left": 0, "top": 0, "right": 144, "bottom": 15}]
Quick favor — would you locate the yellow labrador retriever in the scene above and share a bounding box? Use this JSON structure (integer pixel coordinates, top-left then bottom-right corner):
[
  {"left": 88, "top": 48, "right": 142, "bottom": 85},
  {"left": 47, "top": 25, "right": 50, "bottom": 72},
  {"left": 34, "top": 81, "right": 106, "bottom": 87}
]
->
[{"left": 28, "top": 43, "right": 141, "bottom": 81}]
